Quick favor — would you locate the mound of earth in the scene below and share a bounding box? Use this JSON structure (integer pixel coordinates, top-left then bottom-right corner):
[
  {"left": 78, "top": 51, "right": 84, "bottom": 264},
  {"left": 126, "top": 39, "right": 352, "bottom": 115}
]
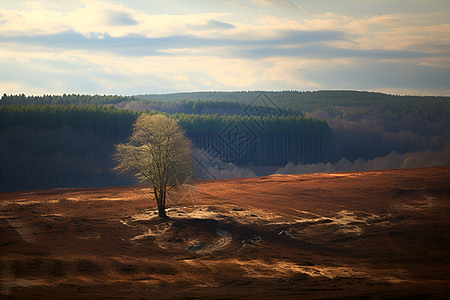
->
[{"left": 1, "top": 166, "right": 449, "bottom": 299}]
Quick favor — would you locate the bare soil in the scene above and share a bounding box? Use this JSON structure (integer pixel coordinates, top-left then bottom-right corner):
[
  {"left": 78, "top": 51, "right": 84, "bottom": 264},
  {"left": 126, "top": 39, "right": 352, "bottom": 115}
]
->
[{"left": 1, "top": 166, "right": 449, "bottom": 299}]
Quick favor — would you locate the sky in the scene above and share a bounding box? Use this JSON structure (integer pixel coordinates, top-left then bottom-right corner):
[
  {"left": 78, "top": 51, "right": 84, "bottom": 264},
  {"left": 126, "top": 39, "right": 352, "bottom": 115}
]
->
[{"left": 0, "top": 0, "right": 449, "bottom": 96}]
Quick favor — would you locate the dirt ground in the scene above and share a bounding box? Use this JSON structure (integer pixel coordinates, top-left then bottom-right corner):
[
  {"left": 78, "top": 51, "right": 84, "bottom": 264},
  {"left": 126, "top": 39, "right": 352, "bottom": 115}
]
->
[{"left": 1, "top": 166, "right": 449, "bottom": 299}]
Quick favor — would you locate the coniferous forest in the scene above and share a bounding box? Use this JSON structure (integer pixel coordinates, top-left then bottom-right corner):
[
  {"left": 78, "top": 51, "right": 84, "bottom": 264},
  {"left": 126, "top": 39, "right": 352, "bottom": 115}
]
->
[{"left": 1, "top": 91, "right": 449, "bottom": 191}]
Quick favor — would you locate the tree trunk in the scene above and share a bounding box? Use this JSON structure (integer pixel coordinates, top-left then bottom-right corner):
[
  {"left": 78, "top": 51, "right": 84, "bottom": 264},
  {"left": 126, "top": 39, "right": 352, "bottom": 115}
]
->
[
  {"left": 154, "top": 187, "right": 167, "bottom": 219},
  {"left": 158, "top": 205, "right": 167, "bottom": 219}
]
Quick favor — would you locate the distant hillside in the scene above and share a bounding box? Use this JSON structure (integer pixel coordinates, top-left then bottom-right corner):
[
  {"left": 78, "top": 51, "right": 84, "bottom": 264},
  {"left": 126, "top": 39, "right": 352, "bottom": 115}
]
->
[
  {"left": 135, "top": 90, "right": 450, "bottom": 115},
  {"left": 2, "top": 91, "right": 449, "bottom": 116},
  {"left": 1, "top": 90, "right": 449, "bottom": 191}
]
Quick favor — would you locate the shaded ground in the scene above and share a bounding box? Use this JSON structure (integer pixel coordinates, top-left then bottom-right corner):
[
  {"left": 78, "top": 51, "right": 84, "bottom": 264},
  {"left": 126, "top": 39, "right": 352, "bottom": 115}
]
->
[{"left": 1, "top": 166, "right": 449, "bottom": 299}]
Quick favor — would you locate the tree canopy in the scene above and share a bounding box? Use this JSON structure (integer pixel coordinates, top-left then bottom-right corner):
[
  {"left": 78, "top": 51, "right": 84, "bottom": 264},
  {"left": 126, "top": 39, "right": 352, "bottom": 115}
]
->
[{"left": 113, "top": 114, "right": 194, "bottom": 218}]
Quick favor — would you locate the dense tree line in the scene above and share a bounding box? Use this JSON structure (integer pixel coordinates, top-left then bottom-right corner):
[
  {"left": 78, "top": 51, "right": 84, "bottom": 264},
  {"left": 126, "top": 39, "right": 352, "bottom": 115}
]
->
[
  {"left": 0, "top": 105, "right": 329, "bottom": 191},
  {"left": 1, "top": 94, "right": 299, "bottom": 116},
  {"left": 114, "top": 99, "right": 294, "bottom": 116},
  {"left": 4, "top": 91, "right": 448, "bottom": 117},
  {"left": 0, "top": 105, "right": 139, "bottom": 191},
  {"left": 2, "top": 91, "right": 447, "bottom": 191},
  {"left": 1, "top": 93, "right": 136, "bottom": 106},
  {"left": 176, "top": 113, "right": 329, "bottom": 165},
  {"left": 136, "top": 90, "right": 450, "bottom": 115},
  {"left": 0, "top": 104, "right": 139, "bottom": 130}
]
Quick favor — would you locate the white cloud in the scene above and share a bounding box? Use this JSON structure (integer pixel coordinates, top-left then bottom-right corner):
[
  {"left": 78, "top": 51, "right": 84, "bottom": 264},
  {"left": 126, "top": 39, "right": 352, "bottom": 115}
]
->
[
  {"left": 0, "top": 0, "right": 448, "bottom": 95},
  {"left": 252, "top": 0, "right": 300, "bottom": 10},
  {"left": 0, "top": 1, "right": 233, "bottom": 38}
]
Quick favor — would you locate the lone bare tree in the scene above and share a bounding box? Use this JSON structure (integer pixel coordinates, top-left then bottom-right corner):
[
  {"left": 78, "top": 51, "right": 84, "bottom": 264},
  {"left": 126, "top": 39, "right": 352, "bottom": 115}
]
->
[{"left": 114, "top": 114, "right": 194, "bottom": 219}]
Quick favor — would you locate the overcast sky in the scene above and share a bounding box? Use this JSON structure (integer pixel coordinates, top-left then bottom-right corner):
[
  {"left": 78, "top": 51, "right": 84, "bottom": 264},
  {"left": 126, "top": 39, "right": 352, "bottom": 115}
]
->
[{"left": 0, "top": 0, "right": 449, "bottom": 95}]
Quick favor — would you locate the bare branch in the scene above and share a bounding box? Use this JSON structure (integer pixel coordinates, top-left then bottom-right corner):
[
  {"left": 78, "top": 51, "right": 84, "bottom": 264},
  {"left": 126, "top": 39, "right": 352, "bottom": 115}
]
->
[{"left": 113, "top": 114, "right": 194, "bottom": 218}]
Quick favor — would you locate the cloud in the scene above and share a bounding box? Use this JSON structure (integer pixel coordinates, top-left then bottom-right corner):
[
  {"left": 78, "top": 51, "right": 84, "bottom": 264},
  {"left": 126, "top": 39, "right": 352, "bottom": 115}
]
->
[
  {"left": 207, "top": 19, "right": 236, "bottom": 30},
  {"left": 0, "top": 29, "right": 352, "bottom": 57},
  {"left": 252, "top": 0, "right": 303, "bottom": 11},
  {"left": 234, "top": 44, "right": 436, "bottom": 60},
  {"left": 302, "top": 58, "right": 450, "bottom": 93},
  {"left": 0, "top": 0, "right": 448, "bottom": 95},
  {"left": 104, "top": 10, "right": 138, "bottom": 26},
  {"left": 0, "top": 56, "right": 104, "bottom": 94},
  {"left": 0, "top": 2, "right": 233, "bottom": 38}
]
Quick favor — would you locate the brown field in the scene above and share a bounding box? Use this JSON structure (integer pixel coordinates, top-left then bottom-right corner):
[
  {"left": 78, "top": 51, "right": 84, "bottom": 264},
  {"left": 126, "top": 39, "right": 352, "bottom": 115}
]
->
[{"left": 1, "top": 166, "right": 449, "bottom": 299}]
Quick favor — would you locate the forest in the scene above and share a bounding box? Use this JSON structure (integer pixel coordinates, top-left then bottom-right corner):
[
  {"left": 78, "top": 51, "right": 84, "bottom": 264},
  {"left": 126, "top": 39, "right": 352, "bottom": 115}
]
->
[
  {"left": 4, "top": 91, "right": 449, "bottom": 116},
  {"left": 0, "top": 103, "right": 329, "bottom": 191},
  {"left": 1, "top": 91, "right": 449, "bottom": 192}
]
